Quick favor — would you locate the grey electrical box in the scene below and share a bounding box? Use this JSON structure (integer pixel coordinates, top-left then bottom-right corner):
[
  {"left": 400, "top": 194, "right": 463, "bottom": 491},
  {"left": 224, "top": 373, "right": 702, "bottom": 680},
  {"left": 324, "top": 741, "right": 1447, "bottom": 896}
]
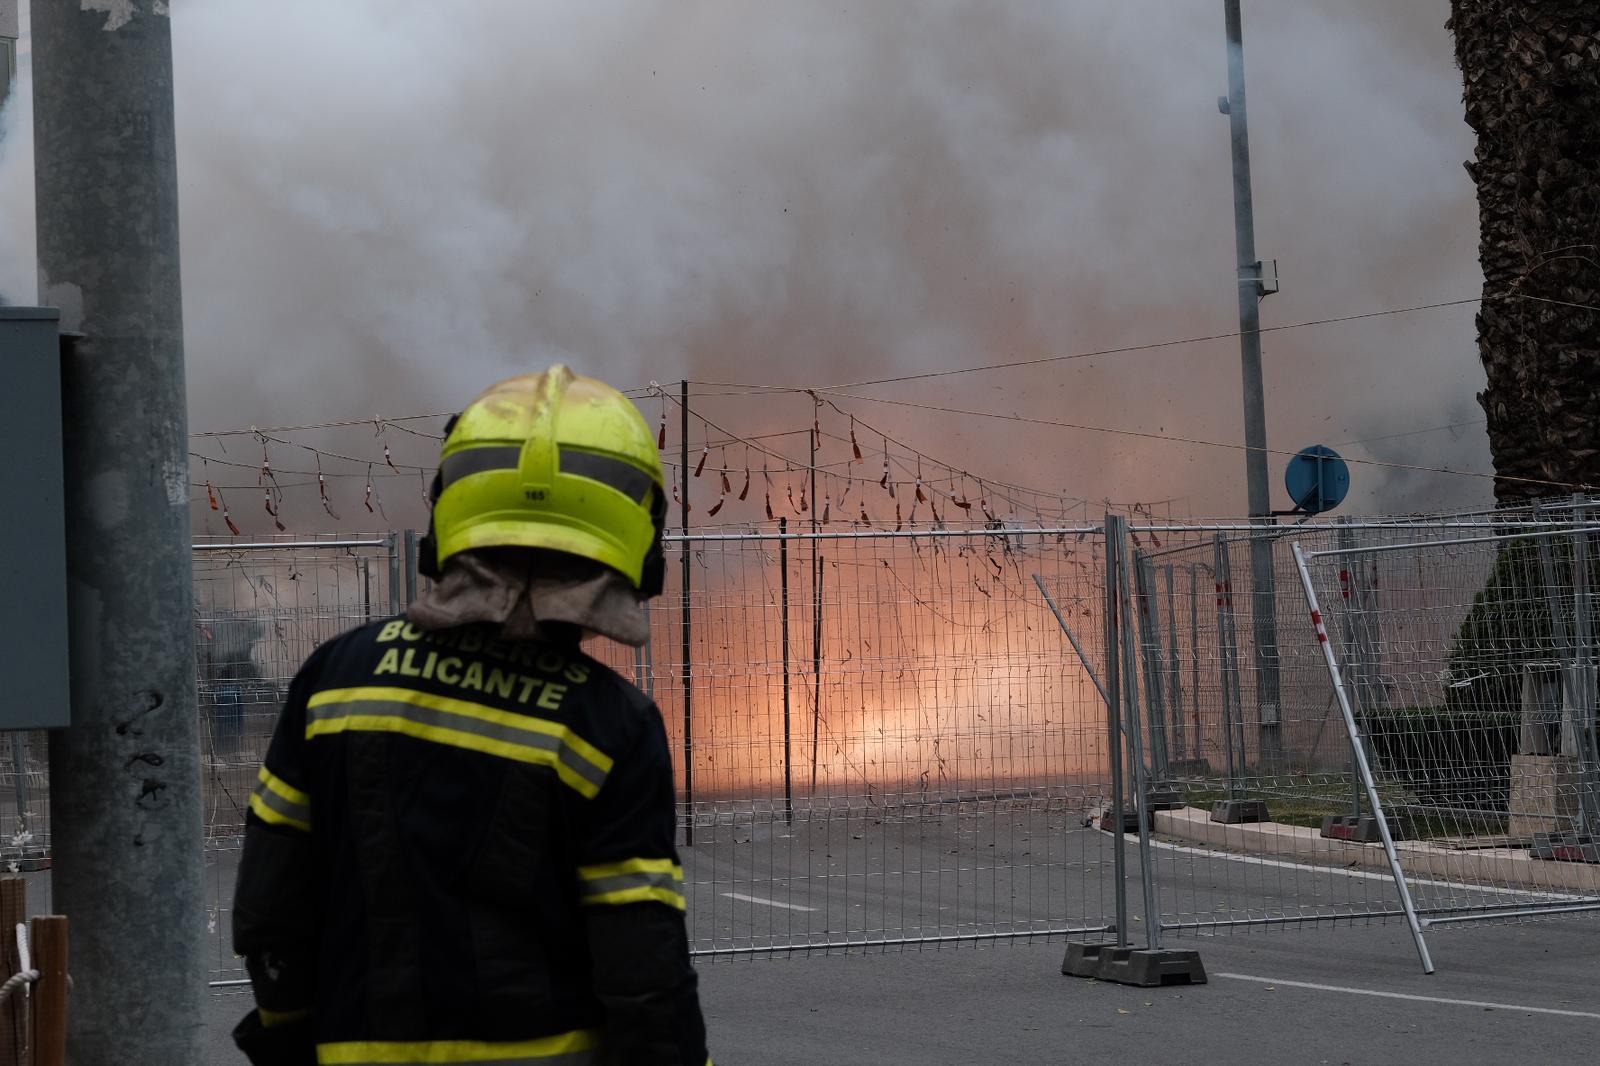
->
[
  {"left": 0, "top": 0, "right": 17, "bottom": 105},
  {"left": 0, "top": 0, "right": 18, "bottom": 127},
  {"left": 0, "top": 308, "right": 71, "bottom": 728}
]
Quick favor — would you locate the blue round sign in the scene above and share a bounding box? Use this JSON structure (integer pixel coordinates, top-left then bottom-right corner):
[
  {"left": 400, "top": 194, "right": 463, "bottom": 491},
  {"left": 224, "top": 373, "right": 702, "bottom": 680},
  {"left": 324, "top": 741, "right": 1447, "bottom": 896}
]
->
[{"left": 1284, "top": 445, "right": 1350, "bottom": 515}]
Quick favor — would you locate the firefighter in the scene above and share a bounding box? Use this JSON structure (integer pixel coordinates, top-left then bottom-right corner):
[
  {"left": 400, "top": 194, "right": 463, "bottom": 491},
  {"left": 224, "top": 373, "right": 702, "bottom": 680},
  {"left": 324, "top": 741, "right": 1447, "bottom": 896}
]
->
[{"left": 232, "top": 366, "right": 710, "bottom": 1066}]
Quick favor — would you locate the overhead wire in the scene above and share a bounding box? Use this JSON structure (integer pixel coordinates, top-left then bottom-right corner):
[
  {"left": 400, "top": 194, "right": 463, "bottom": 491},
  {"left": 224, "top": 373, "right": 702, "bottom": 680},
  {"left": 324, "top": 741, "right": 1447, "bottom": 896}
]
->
[
  {"left": 190, "top": 412, "right": 453, "bottom": 439},
  {"left": 1335, "top": 419, "right": 1487, "bottom": 447},
  {"left": 186, "top": 287, "right": 1598, "bottom": 447},
  {"left": 818, "top": 407, "right": 1106, "bottom": 521},
  {"left": 685, "top": 296, "right": 1487, "bottom": 394},
  {"left": 654, "top": 385, "right": 1102, "bottom": 521},
  {"left": 188, "top": 385, "right": 1181, "bottom": 528},
  {"left": 189, "top": 453, "right": 385, "bottom": 477},
  {"left": 188, "top": 275, "right": 1599, "bottom": 528},
  {"left": 684, "top": 289, "right": 1600, "bottom": 396},
  {"left": 822, "top": 391, "right": 1594, "bottom": 493}
]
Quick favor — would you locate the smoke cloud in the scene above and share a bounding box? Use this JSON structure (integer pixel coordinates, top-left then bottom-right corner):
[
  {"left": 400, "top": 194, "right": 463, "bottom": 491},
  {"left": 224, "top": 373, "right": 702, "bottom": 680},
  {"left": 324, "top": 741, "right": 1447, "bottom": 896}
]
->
[{"left": 0, "top": 0, "right": 1488, "bottom": 533}]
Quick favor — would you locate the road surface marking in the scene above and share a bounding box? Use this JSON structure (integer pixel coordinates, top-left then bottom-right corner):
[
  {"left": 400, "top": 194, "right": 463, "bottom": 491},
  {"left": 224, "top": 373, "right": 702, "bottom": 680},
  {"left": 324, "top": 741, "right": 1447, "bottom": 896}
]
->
[
  {"left": 1141, "top": 835, "right": 1584, "bottom": 901},
  {"left": 723, "top": 892, "right": 817, "bottom": 912},
  {"left": 1215, "top": 973, "right": 1600, "bottom": 1020}
]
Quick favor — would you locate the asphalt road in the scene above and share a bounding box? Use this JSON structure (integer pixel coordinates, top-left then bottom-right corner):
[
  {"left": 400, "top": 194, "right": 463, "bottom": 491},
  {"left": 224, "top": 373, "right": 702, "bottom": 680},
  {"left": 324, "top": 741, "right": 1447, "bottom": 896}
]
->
[
  {"left": 674, "top": 805, "right": 1550, "bottom": 955},
  {"left": 201, "top": 917, "right": 1599, "bottom": 1065},
  {"left": 187, "top": 807, "right": 1598, "bottom": 1063}
]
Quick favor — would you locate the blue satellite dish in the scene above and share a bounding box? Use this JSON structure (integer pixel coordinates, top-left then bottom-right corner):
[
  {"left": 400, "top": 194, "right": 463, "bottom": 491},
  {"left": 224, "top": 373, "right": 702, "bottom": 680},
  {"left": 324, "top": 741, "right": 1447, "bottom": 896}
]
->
[{"left": 1284, "top": 445, "right": 1350, "bottom": 515}]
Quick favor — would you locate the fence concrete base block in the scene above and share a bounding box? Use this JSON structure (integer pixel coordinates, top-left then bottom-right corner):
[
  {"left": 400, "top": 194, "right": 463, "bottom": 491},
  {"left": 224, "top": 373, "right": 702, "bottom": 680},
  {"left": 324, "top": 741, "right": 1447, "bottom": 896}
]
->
[
  {"left": 1094, "top": 947, "right": 1207, "bottom": 987},
  {"left": 1099, "top": 808, "right": 1148, "bottom": 833},
  {"left": 1320, "top": 814, "right": 1407, "bottom": 844},
  {"left": 1147, "top": 786, "right": 1187, "bottom": 811},
  {"left": 0, "top": 848, "right": 50, "bottom": 873},
  {"left": 1532, "top": 832, "right": 1600, "bottom": 863},
  {"left": 1210, "top": 799, "right": 1270, "bottom": 824},
  {"left": 1060, "top": 941, "right": 1109, "bottom": 978}
]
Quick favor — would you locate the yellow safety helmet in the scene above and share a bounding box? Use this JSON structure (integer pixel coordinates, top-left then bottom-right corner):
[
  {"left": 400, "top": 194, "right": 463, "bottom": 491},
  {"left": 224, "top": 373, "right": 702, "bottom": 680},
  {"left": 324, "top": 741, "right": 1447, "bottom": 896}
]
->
[{"left": 418, "top": 365, "right": 668, "bottom": 596}]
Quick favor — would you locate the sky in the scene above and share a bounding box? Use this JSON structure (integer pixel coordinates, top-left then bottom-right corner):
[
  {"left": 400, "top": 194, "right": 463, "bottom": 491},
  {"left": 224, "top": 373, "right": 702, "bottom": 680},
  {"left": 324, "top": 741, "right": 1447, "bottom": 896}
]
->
[{"left": 0, "top": 1, "right": 1491, "bottom": 534}]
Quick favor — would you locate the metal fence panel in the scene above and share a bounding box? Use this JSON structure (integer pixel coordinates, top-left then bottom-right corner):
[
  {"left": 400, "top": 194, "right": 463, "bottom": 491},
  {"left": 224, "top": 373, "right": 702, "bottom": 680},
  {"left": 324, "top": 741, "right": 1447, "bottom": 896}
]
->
[
  {"left": 22, "top": 510, "right": 1591, "bottom": 988},
  {"left": 1108, "top": 516, "right": 1600, "bottom": 950},
  {"left": 643, "top": 528, "right": 1119, "bottom": 956},
  {"left": 197, "top": 526, "right": 1121, "bottom": 980},
  {"left": 193, "top": 534, "right": 400, "bottom": 983},
  {"left": 194, "top": 535, "right": 400, "bottom": 837},
  {"left": 1293, "top": 522, "right": 1600, "bottom": 946}
]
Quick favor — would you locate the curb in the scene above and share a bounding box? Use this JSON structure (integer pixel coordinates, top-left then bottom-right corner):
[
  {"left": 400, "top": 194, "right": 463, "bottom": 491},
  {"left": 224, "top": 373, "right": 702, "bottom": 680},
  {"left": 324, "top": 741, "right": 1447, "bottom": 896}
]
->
[{"left": 1151, "top": 806, "right": 1600, "bottom": 895}]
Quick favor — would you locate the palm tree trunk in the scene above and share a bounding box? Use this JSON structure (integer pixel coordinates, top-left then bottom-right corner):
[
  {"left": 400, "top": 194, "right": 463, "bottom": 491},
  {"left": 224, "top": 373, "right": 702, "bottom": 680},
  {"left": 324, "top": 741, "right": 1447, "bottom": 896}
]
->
[{"left": 1449, "top": 3, "right": 1600, "bottom": 502}]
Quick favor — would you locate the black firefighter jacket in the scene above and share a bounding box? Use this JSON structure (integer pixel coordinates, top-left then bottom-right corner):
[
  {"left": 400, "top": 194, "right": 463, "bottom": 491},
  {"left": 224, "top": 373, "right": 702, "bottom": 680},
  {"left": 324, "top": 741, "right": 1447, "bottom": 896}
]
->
[{"left": 231, "top": 616, "right": 710, "bottom": 1066}]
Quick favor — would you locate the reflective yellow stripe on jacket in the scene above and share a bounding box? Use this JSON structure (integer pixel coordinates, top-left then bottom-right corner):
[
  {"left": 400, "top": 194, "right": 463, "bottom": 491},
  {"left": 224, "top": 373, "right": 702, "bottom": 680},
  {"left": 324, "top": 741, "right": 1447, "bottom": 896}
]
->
[
  {"left": 304, "top": 686, "right": 612, "bottom": 798},
  {"left": 258, "top": 1006, "right": 311, "bottom": 1028},
  {"left": 577, "top": 857, "right": 686, "bottom": 911},
  {"left": 316, "top": 1028, "right": 600, "bottom": 1064},
  {"left": 249, "top": 765, "right": 311, "bottom": 832}
]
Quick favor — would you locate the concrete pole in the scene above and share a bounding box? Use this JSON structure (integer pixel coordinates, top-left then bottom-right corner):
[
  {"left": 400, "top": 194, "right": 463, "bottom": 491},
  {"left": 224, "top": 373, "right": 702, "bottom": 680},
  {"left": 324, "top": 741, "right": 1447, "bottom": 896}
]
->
[
  {"left": 31, "top": 3, "right": 204, "bottom": 1064},
  {"left": 0, "top": 0, "right": 16, "bottom": 308},
  {"left": 1221, "top": 0, "right": 1282, "bottom": 769}
]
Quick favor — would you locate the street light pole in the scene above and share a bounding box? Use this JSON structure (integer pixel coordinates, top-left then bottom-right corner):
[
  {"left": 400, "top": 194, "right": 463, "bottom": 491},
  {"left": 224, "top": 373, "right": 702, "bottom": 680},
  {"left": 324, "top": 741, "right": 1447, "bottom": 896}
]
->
[{"left": 1221, "top": 0, "right": 1282, "bottom": 770}]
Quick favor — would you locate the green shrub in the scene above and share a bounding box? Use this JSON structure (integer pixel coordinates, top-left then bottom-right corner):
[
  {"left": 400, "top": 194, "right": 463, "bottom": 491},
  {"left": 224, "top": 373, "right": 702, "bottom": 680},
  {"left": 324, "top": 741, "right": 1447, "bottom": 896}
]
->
[{"left": 1359, "top": 706, "right": 1519, "bottom": 812}]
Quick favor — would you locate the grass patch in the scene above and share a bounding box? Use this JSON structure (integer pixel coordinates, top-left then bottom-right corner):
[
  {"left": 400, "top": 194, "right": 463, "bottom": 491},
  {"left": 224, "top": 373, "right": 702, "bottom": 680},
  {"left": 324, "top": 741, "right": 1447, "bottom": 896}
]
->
[{"left": 1169, "top": 779, "right": 1509, "bottom": 839}]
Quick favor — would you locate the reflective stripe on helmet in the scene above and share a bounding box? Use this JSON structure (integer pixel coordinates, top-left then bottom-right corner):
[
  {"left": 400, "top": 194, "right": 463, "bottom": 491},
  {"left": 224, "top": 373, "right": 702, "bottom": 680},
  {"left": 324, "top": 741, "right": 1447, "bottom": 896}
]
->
[
  {"left": 440, "top": 444, "right": 655, "bottom": 506},
  {"left": 440, "top": 445, "right": 524, "bottom": 490},
  {"left": 557, "top": 449, "right": 654, "bottom": 504}
]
